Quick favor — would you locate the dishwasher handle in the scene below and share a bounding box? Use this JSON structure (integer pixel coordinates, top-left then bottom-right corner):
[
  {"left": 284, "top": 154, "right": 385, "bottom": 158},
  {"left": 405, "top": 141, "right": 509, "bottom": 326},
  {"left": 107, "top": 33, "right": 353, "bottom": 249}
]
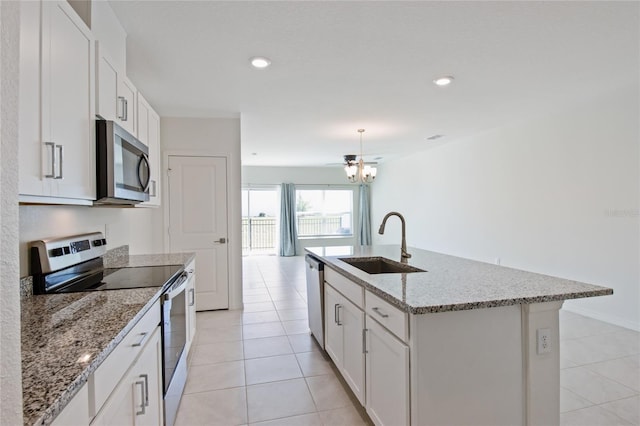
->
[{"left": 305, "top": 254, "right": 324, "bottom": 271}]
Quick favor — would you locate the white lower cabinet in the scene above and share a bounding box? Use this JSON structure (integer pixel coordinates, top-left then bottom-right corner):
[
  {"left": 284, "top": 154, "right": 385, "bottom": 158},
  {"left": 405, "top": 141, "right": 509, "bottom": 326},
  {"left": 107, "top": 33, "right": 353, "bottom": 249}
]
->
[
  {"left": 323, "top": 276, "right": 410, "bottom": 426},
  {"left": 91, "top": 326, "right": 163, "bottom": 426},
  {"left": 52, "top": 384, "right": 90, "bottom": 426},
  {"left": 324, "top": 283, "right": 365, "bottom": 404},
  {"left": 365, "top": 316, "right": 410, "bottom": 426}
]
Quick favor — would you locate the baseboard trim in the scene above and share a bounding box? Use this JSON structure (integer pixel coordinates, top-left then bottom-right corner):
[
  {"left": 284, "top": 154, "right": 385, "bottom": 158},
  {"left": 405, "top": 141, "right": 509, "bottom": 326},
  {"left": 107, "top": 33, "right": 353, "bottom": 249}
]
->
[{"left": 562, "top": 305, "right": 639, "bottom": 332}]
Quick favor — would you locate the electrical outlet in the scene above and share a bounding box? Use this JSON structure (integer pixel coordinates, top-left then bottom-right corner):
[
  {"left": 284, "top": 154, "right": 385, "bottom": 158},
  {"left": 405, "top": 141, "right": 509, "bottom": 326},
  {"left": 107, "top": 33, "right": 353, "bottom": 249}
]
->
[{"left": 537, "top": 328, "right": 551, "bottom": 354}]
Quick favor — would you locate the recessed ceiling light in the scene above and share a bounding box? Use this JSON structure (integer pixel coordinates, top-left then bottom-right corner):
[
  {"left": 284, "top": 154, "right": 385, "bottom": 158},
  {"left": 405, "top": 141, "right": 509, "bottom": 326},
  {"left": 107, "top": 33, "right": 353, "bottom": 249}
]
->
[
  {"left": 433, "top": 76, "right": 454, "bottom": 86},
  {"left": 250, "top": 57, "right": 271, "bottom": 69}
]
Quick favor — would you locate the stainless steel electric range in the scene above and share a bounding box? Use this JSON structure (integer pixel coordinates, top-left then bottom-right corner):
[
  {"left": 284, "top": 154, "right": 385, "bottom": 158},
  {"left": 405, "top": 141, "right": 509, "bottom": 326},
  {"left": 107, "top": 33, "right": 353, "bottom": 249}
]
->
[{"left": 30, "top": 232, "right": 189, "bottom": 426}]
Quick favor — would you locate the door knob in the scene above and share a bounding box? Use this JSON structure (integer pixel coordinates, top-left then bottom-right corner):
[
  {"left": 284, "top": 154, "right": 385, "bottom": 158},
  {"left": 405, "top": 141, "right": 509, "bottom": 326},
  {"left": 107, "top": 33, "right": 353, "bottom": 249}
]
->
[{"left": 214, "top": 238, "right": 227, "bottom": 244}]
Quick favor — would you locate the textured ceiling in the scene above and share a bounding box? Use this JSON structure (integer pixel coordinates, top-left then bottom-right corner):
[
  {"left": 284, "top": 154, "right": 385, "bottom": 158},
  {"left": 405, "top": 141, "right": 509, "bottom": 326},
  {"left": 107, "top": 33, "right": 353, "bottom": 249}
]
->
[{"left": 110, "top": 1, "right": 639, "bottom": 166}]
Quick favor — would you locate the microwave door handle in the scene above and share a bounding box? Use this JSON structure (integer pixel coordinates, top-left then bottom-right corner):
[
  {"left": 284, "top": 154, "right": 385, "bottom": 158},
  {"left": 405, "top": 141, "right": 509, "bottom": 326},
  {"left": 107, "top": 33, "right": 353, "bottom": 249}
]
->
[{"left": 137, "top": 153, "right": 151, "bottom": 192}]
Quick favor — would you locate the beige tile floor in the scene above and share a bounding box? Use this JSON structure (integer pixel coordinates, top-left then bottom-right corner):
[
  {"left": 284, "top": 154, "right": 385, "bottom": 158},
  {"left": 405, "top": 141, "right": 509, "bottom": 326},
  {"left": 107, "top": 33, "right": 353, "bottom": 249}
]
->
[{"left": 175, "top": 255, "right": 640, "bottom": 426}]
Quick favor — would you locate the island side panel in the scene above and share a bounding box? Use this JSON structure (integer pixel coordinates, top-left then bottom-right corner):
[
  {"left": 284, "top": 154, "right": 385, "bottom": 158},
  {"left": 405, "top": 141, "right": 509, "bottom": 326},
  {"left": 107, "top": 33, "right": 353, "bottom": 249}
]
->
[
  {"left": 522, "top": 301, "right": 563, "bottom": 426},
  {"left": 410, "top": 305, "right": 524, "bottom": 426}
]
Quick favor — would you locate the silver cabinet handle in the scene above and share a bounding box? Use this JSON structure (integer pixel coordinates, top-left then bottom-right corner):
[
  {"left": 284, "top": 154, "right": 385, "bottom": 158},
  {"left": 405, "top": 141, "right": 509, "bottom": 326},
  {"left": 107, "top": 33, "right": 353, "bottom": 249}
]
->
[
  {"left": 140, "top": 373, "right": 149, "bottom": 407},
  {"left": 188, "top": 288, "right": 195, "bottom": 307},
  {"left": 117, "top": 96, "right": 126, "bottom": 120},
  {"left": 131, "top": 332, "right": 149, "bottom": 347},
  {"left": 135, "top": 380, "right": 146, "bottom": 415},
  {"left": 44, "top": 142, "right": 56, "bottom": 178},
  {"left": 55, "top": 144, "right": 63, "bottom": 179},
  {"left": 214, "top": 238, "right": 227, "bottom": 244},
  {"left": 372, "top": 307, "right": 389, "bottom": 318},
  {"left": 362, "top": 328, "right": 368, "bottom": 353},
  {"left": 334, "top": 304, "right": 342, "bottom": 326},
  {"left": 123, "top": 98, "right": 128, "bottom": 121}
]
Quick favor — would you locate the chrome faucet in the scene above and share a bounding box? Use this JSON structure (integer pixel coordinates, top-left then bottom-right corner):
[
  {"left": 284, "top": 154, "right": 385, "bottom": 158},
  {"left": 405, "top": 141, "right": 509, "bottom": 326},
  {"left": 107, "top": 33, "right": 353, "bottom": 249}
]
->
[{"left": 378, "top": 211, "right": 412, "bottom": 263}]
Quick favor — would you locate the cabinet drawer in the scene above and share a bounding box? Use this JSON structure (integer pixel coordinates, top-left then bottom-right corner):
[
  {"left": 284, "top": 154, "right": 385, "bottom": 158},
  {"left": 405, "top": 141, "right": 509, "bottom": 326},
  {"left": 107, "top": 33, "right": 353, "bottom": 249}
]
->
[
  {"left": 365, "top": 291, "right": 408, "bottom": 342},
  {"left": 325, "top": 267, "right": 363, "bottom": 308},
  {"left": 90, "top": 299, "right": 161, "bottom": 415}
]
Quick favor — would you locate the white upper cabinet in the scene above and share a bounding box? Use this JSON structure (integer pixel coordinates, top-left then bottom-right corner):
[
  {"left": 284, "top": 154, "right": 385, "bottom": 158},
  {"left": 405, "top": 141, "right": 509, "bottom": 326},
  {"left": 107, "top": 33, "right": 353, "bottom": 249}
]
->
[
  {"left": 136, "top": 93, "right": 161, "bottom": 207},
  {"left": 117, "top": 76, "right": 137, "bottom": 136},
  {"left": 95, "top": 42, "right": 119, "bottom": 121},
  {"left": 19, "top": 0, "right": 96, "bottom": 205},
  {"left": 95, "top": 41, "right": 137, "bottom": 137}
]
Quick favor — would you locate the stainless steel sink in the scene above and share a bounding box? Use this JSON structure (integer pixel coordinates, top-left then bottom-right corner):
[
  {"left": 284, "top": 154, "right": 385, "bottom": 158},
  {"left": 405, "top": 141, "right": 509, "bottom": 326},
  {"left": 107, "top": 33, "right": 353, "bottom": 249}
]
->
[{"left": 338, "top": 257, "right": 426, "bottom": 274}]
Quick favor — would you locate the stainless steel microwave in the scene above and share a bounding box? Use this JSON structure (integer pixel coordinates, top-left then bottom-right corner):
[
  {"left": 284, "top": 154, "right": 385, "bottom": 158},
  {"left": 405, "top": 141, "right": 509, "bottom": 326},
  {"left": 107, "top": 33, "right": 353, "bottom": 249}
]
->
[{"left": 95, "top": 120, "right": 150, "bottom": 205}]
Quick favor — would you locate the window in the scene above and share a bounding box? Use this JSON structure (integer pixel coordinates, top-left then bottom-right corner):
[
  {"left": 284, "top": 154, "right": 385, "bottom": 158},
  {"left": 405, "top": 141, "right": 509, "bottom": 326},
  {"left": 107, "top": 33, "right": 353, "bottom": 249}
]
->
[
  {"left": 242, "top": 188, "right": 278, "bottom": 254},
  {"left": 296, "top": 189, "right": 353, "bottom": 237}
]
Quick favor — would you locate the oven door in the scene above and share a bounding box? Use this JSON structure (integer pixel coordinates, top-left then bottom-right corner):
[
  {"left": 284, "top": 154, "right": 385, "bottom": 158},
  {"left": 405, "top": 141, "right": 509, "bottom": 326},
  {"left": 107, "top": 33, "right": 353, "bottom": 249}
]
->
[{"left": 161, "top": 272, "right": 188, "bottom": 426}]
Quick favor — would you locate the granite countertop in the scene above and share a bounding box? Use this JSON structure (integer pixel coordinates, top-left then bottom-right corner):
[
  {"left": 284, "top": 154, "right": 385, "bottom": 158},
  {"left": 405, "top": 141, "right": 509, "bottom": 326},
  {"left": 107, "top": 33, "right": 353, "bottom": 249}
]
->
[
  {"left": 104, "top": 252, "right": 195, "bottom": 269},
  {"left": 306, "top": 245, "right": 613, "bottom": 314},
  {"left": 21, "top": 252, "right": 195, "bottom": 426}
]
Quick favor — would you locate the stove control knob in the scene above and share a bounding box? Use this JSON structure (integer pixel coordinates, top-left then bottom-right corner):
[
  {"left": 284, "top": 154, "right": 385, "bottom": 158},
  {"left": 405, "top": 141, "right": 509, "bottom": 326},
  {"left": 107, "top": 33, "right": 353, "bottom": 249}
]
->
[
  {"left": 92, "top": 238, "right": 108, "bottom": 247},
  {"left": 49, "top": 247, "right": 66, "bottom": 257}
]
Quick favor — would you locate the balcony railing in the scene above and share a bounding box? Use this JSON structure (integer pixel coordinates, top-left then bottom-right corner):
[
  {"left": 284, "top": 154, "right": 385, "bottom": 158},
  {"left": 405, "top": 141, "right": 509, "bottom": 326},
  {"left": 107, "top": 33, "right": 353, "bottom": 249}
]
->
[
  {"left": 242, "top": 215, "right": 352, "bottom": 253},
  {"left": 242, "top": 217, "right": 276, "bottom": 252}
]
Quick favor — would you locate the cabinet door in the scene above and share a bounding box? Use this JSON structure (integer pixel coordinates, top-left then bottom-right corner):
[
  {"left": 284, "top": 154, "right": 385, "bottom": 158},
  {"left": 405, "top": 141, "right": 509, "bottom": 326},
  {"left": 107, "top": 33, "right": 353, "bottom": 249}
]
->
[
  {"left": 136, "top": 94, "right": 150, "bottom": 145},
  {"left": 52, "top": 384, "right": 89, "bottom": 426},
  {"left": 135, "top": 327, "right": 163, "bottom": 426},
  {"left": 136, "top": 94, "right": 161, "bottom": 207},
  {"left": 96, "top": 42, "right": 118, "bottom": 121},
  {"left": 19, "top": 0, "right": 49, "bottom": 197},
  {"left": 42, "top": 0, "right": 95, "bottom": 201},
  {"left": 146, "top": 108, "right": 161, "bottom": 205},
  {"left": 341, "top": 298, "right": 365, "bottom": 405},
  {"left": 324, "top": 284, "right": 344, "bottom": 367},
  {"left": 365, "top": 317, "right": 410, "bottom": 426},
  {"left": 117, "top": 77, "right": 137, "bottom": 135},
  {"left": 92, "top": 327, "right": 163, "bottom": 426}
]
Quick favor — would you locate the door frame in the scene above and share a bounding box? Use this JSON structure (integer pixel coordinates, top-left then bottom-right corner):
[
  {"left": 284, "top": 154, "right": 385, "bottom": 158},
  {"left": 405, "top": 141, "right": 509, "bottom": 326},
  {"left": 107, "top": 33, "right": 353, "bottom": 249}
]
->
[{"left": 162, "top": 150, "right": 242, "bottom": 309}]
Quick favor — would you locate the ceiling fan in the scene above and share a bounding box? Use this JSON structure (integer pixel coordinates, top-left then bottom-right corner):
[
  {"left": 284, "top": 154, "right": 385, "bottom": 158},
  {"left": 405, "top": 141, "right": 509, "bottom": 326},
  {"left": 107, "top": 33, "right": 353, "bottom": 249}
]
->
[{"left": 325, "top": 155, "right": 378, "bottom": 167}]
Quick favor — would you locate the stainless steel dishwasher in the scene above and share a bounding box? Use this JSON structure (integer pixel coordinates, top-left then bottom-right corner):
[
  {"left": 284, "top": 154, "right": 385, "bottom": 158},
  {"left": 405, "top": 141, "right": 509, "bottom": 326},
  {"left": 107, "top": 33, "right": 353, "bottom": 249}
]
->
[{"left": 305, "top": 254, "right": 325, "bottom": 349}]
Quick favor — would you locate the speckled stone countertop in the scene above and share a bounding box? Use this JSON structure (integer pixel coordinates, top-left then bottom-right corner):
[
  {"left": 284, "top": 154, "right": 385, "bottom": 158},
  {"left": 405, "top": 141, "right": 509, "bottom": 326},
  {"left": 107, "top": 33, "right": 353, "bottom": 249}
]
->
[
  {"left": 104, "top": 251, "right": 195, "bottom": 269},
  {"left": 21, "top": 251, "right": 195, "bottom": 426},
  {"left": 306, "top": 245, "right": 613, "bottom": 314}
]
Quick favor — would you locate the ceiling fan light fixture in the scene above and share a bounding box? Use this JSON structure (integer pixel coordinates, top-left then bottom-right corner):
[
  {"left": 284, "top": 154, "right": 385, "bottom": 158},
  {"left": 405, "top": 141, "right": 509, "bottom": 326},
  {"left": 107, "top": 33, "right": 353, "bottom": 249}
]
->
[
  {"left": 343, "top": 129, "right": 377, "bottom": 183},
  {"left": 250, "top": 56, "right": 271, "bottom": 69},
  {"left": 433, "top": 75, "right": 454, "bottom": 86}
]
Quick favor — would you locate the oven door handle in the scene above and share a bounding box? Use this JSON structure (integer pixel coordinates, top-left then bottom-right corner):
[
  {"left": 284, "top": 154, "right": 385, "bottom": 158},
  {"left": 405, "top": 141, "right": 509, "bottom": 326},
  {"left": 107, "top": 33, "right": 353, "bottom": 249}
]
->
[{"left": 163, "top": 273, "right": 188, "bottom": 301}]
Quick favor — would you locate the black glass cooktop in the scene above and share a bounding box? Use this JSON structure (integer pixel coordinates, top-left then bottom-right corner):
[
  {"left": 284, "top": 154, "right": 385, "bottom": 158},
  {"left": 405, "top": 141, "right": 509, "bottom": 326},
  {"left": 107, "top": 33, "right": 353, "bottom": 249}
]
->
[{"left": 39, "top": 258, "right": 183, "bottom": 294}]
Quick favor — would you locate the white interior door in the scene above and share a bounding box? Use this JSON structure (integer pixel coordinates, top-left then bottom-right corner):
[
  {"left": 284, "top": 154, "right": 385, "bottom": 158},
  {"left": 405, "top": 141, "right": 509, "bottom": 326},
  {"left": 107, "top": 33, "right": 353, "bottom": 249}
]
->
[{"left": 168, "top": 156, "right": 229, "bottom": 310}]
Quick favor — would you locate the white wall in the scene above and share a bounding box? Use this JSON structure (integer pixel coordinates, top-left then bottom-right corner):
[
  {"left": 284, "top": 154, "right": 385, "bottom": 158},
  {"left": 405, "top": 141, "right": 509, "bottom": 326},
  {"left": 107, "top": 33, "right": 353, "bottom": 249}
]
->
[
  {"left": 18, "top": 205, "right": 157, "bottom": 276},
  {"left": 372, "top": 86, "right": 639, "bottom": 331},
  {"left": 90, "top": 0, "right": 126, "bottom": 72},
  {"left": 242, "top": 166, "right": 349, "bottom": 186},
  {"left": 1, "top": 1, "right": 23, "bottom": 423},
  {"left": 161, "top": 117, "right": 243, "bottom": 309},
  {"left": 242, "top": 166, "right": 362, "bottom": 253}
]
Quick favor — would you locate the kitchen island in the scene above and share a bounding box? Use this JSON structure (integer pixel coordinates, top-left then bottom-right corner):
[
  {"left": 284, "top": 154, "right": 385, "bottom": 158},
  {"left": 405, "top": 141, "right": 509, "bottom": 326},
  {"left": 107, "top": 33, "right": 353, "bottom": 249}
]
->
[
  {"left": 21, "top": 251, "right": 195, "bottom": 426},
  {"left": 306, "top": 245, "right": 612, "bottom": 426}
]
